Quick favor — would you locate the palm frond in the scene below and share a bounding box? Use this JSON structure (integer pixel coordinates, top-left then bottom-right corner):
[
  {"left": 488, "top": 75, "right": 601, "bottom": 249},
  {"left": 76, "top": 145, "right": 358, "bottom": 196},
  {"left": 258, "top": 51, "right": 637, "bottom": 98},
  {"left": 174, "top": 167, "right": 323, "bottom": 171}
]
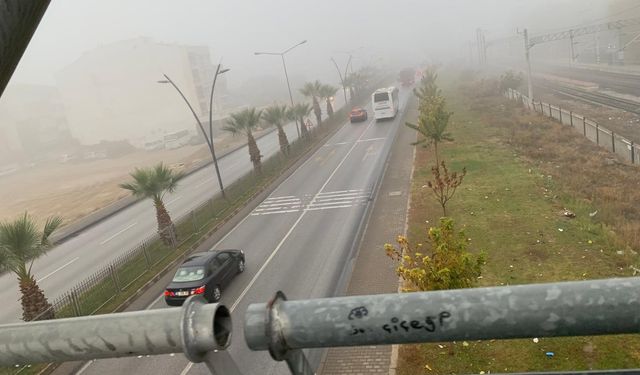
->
[{"left": 41, "top": 216, "right": 63, "bottom": 246}]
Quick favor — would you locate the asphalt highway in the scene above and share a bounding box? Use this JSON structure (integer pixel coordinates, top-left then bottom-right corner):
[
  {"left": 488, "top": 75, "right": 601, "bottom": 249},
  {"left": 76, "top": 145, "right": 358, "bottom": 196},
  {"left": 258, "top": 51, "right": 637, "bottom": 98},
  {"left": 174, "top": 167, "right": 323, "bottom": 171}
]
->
[
  {"left": 74, "top": 88, "right": 410, "bottom": 375},
  {"left": 0, "top": 97, "right": 346, "bottom": 323}
]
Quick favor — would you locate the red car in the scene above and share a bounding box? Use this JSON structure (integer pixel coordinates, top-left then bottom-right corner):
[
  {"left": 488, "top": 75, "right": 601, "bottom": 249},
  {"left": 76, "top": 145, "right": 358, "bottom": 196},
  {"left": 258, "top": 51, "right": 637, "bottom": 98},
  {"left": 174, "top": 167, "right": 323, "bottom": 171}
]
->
[{"left": 349, "top": 107, "right": 368, "bottom": 123}]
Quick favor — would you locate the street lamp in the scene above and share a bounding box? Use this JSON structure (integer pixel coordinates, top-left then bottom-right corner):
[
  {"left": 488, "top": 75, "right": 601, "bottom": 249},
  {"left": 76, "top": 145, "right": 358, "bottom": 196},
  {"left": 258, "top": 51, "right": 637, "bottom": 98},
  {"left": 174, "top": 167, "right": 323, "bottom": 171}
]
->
[
  {"left": 254, "top": 40, "right": 307, "bottom": 138},
  {"left": 158, "top": 65, "right": 230, "bottom": 199},
  {"left": 330, "top": 56, "right": 351, "bottom": 106}
]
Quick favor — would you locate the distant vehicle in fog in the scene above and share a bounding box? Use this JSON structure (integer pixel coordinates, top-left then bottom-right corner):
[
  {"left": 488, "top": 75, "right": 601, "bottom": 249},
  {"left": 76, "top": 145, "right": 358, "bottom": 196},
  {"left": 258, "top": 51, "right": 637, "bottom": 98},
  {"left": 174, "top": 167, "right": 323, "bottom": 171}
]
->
[
  {"left": 349, "top": 107, "right": 368, "bottom": 123},
  {"left": 372, "top": 87, "right": 399, "bottom": 120},
  {"left": 398, "top": 68, "right": 415, "bottom": 86},
  {"left": 164, "top": 130, "right": 190, "bottom": 149}
]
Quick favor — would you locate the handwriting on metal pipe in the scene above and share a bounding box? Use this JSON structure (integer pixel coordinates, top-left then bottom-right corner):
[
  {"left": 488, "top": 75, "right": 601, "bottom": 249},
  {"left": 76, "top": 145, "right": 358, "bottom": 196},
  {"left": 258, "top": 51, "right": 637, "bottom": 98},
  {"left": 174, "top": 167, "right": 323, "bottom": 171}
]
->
[{"left": 348, "top": 306, "right": 451, "bottom": 335}]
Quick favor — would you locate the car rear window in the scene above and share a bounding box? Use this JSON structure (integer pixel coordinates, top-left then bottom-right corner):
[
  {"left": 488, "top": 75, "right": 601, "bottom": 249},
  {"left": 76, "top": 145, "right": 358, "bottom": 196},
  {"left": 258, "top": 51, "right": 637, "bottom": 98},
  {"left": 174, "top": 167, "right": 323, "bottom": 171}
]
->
[{"left": 172, "top": 266, "right": 205, "bottom": 282}]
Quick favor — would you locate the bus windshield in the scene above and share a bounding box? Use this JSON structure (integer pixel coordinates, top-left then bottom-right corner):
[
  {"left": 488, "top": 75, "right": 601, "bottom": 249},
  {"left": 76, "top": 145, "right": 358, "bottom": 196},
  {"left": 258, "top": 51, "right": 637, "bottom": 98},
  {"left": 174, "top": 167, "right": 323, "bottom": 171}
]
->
[{"left": 374, "top": 92, "right": 389, "bottom": 102}]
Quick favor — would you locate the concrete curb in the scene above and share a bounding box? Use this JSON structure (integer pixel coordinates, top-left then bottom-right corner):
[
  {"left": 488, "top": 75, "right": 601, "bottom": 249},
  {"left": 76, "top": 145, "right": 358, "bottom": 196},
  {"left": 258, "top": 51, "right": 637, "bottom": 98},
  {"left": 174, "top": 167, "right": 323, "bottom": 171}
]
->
[{"left": 388, "top": 129, "right": 418, "bottom": 375}]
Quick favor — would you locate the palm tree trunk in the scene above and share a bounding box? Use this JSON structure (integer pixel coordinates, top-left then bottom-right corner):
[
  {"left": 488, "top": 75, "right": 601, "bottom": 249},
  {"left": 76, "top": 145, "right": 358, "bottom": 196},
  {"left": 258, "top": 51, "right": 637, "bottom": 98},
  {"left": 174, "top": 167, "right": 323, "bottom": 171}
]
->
[
  {"left": 300, "top": 116, "right": 309, "bottom": 138},
  {"left": 154, "top": 198, "right": 176, "bottom": 246},
  {"left": 277, "top": 125, "right": 289, "bottom": 156},
  {"left": 247, "top": 131, "right": 262, "bottom": 174},
  {"left": 326, "top": 98, "right": 334, "bottom": 116},
  {"left": 434, "top": 141, "right": 440, "bottom": 166},
  {"left": 312, "top": 97, "right": 322, "bottom": 124},
  {"left": 19, "top": 275, "right": 54, "bottom": 321}
]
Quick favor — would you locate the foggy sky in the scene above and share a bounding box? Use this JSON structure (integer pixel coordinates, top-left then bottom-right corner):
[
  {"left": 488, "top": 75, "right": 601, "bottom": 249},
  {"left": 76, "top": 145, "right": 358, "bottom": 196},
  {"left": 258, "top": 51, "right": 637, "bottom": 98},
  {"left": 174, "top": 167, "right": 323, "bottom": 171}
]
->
[{"left": 11, "top": 0, "right": 610, "bottom": 89}]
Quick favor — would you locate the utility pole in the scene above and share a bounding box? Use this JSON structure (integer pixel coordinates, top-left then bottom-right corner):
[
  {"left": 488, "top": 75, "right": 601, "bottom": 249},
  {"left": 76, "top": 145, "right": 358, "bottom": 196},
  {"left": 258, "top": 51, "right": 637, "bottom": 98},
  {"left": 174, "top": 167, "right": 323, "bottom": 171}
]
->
[
  {"left": 476, "top": 28, "right": 482, "bottom": 65},
  {"left": 596, "top": 31, "right": 601, "bottom": 64},
  {"left": 569, "top": 29, "right": 576, "bottom": 64},
  {"left": 523, "top": 28, "right": 534, "bottom": 103}
]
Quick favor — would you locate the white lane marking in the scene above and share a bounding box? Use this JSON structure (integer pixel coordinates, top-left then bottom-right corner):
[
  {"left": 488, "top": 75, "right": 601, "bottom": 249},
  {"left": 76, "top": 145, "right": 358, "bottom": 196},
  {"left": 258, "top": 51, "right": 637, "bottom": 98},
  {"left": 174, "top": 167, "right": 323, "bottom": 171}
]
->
[
  {"left": 322, "top": 137, "right": 384, "bottom": 147},
  {"left": 230, "top": 118, "right": 376, "bottom": 313},
  {"left": 37, "top": 257, "right": 80, "bottom": 283},
  {"left": 251, "top": 209, "right": 300, "bottom": 216},
  {"left": 180, "top": 363, "right": 194, "bottom": 375},
  {"left": 357, "top": 137, "right": 386, "bottom": 143},
  {"left": 179, "top": 116, "right": 373, "bottom": 375},
  {"left": 316, "top": 189, "right": 363, "bottom": 195},
  {"left": 306, "top": 198, "right": 367, "bottom": 209},
  {"left": 74, "top": 360, "right": 94, "bottom": 375},
  {"left": 305, "top": 205, "right": 354, "bottom": 211},
  {"left": 194, "top": 177, "right": 214, "bottom": 188},
  {"left": 264, "top": 195, "right": 296, "bottom": 201},
  {"left": 255, "top": 200, "right": 302, "bottom": 208},
  {"left": 322, "top": 141, "right": 350, "bottom": 147},
  {"left": 362, "top": 144, "right": 379, "bottom": 162},
  {"left": 99, "top": 222, "right": 137, "bottom": 245},
  {"left": 166, "top": 196, "right": 182, "bottom": 206},
  {"left": 311, "top": 193, "right": 369, "bottom": 204},
  {"left": 78, "top": 116, "right": 346, "bottom": 375}
]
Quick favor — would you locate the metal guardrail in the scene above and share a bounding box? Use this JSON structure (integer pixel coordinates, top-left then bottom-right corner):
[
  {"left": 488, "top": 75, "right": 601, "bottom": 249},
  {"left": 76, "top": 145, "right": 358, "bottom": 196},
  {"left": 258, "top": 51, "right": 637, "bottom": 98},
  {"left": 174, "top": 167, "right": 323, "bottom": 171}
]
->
[
  {"left": 506, "top": 88, "right": 640, "bottom": 165},
  {"left": 1, "top": 278, "right": 639, "bottom": 374}
]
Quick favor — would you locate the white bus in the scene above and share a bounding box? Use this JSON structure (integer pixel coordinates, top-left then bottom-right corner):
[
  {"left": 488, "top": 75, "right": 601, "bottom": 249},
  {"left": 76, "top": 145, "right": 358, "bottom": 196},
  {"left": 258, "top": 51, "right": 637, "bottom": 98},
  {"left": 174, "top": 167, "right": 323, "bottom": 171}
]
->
[
  {"left": 372, "top": 87, "right": 399, "bottom": 120},
  {"left": 164, "top": 130, "right": 190, "bottom": 149}
]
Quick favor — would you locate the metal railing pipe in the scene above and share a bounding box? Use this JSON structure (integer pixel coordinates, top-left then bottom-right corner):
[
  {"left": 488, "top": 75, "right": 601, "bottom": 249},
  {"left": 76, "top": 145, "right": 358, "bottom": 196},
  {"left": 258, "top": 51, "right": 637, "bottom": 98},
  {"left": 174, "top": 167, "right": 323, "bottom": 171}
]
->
[
  {"left": 245, "top": 278, "right": 640, "bottom": 352},
  {"left": 0, "top": 296, "right": 231, "bottom": 367}
]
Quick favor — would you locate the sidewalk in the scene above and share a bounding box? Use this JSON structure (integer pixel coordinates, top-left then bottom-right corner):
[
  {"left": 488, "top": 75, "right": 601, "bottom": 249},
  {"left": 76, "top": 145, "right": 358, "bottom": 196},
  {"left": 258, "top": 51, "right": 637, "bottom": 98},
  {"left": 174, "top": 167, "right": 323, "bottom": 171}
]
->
[{"left": 318, "top": 103, "right": 417, "bottom": 375}]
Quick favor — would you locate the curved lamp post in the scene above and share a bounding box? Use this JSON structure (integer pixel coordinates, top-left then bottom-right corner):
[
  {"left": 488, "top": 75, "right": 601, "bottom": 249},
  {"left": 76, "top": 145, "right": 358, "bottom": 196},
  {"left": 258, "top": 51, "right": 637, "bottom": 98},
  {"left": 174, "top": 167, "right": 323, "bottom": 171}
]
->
[
  {"left": 254, "top": 40, "right": 307, "bottom": 138},
  {"left": 158, "top": 66, "right": 229, "bottom": 199}
]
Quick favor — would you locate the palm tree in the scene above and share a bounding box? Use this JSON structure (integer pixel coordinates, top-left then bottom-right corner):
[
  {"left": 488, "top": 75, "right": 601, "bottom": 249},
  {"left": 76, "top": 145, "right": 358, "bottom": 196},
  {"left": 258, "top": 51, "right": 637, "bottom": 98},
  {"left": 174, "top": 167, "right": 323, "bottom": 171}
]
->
[
  {"left": 120, "top": 163, "right": 182, "bottom": 246},
  {"left": 414, "top": 69, "right": 440, "bottom": 108},
  {"left": 262, "top": 104, "right": 290, "bottom": 156},
  {"left": 344, "top": 70, "right": 371, "bottom": 101},
  {"left": 342, "top": 74, "right": 356, "bottom": 101},
  {"left": 0, "top": 213, "right": 62, "bottom": 321},
  {"left": 300, "top": 80, "right": 323, "bottom": 125},
  {"left": 405, "top": 95, "right": 453, "bottom": 165},
  {"left": 319, "top": 84, "right": 338, "bottom": 117},
  {"left": 287, "top": 103, "right": 313, "bottom": 139},
  {"left": 224, "top": 107, "right": 264, "bottom": 174}
]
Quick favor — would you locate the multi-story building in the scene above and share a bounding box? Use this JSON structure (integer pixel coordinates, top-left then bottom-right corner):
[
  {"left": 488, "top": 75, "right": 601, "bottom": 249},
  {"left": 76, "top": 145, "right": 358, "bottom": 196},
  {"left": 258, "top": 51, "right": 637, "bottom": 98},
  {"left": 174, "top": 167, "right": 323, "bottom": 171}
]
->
[
  {"left": 0, "top": 84, "right": 72, "bottom": 163},
  {"left": 56, "top": 38, "right": 226, "bottom": 145}
]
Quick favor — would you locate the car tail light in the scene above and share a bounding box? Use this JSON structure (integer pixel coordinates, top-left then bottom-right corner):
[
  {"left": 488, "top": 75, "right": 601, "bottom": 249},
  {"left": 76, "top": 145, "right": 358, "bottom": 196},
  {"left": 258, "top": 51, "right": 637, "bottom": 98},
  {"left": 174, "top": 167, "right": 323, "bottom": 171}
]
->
[
  {"left": 191, "top": 286, "right": 206, "bottom": 295},
  {"left": 164, "top": 290, "right": 174, "bottom": 297}
]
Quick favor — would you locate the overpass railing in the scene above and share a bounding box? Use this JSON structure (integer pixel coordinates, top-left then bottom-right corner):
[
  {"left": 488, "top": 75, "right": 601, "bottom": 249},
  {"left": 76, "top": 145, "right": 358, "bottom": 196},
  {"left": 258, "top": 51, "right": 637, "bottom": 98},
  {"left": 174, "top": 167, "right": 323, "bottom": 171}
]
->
[{"left": 0, "top": 277, "right": 639, "bottom": 375}]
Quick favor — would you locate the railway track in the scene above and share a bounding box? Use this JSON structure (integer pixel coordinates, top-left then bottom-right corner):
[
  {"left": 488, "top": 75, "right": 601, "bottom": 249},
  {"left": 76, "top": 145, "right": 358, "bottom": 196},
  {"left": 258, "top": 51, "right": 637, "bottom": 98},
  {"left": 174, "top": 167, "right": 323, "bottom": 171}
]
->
[{"left": 536, "top": 81, "right": 640, "bottom": 115}]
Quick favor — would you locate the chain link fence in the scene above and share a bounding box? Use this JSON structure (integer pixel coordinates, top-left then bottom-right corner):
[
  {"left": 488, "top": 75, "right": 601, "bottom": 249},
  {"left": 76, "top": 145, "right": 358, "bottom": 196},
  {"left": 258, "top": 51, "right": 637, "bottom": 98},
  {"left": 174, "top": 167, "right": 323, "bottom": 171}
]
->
[{"left": 506, "top": 88, "right": 640, "bottom": 164}]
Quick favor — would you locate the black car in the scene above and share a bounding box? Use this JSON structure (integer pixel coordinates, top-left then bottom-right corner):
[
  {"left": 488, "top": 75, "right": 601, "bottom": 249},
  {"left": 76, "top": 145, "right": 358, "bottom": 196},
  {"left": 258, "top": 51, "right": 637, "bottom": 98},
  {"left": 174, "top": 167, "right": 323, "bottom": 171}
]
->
[{"left": 164, "top": 249, "right": 245, "bottom": 306}]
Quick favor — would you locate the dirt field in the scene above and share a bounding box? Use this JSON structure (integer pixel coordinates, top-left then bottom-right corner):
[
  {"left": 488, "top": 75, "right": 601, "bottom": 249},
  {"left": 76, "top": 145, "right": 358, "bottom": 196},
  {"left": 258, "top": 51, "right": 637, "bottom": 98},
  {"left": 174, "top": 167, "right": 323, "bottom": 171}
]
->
[{"left": 0, "top": 131, "right": 260, "bottom": 225}]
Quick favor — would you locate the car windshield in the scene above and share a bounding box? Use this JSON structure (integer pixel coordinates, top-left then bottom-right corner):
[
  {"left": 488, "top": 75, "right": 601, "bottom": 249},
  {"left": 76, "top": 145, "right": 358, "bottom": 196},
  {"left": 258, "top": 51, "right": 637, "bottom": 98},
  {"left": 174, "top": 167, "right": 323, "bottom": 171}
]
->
[{"left": 172, "top": 266, "right": 205, "bottom": 282}]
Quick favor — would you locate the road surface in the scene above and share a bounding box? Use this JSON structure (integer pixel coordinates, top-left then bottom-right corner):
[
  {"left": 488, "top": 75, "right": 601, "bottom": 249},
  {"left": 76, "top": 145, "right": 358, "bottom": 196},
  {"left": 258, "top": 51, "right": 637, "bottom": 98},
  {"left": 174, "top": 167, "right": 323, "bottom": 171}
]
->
[
  {"left": 0, "top": 97, "right": 345, "bottom": 324},
  {"left": 74, "top": 89, "right": 410, "bottom": 375}
]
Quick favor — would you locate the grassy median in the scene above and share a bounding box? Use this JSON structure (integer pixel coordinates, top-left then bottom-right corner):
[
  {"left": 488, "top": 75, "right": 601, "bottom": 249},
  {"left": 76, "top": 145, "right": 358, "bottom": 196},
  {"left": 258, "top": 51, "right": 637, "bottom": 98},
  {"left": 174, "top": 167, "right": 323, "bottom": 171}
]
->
[{"left": 397, "top": 72, "right": 640, "bottom": 374}]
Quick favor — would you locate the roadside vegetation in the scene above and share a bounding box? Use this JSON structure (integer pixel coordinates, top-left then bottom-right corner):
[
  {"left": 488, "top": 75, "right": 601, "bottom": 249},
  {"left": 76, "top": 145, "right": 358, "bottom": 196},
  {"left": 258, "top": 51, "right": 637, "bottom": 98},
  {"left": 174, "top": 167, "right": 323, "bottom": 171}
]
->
[
  {"left": 0, "top": 71, "right": 384, "bottom": 375},
  {"left": 0, "top": 214, "right": 62, "bottom": 321},
  {"left": 262, "top": 105, "right": 291, "bottom": 156},
  {"left": 119, "top": 163, "right": 183, "bottom": 246},
  {"left": 223, "top": 107, "right": 265, "bottom": 174},
  {"left": 394, "top": 69, "right": 640, "bottom": 374}
]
